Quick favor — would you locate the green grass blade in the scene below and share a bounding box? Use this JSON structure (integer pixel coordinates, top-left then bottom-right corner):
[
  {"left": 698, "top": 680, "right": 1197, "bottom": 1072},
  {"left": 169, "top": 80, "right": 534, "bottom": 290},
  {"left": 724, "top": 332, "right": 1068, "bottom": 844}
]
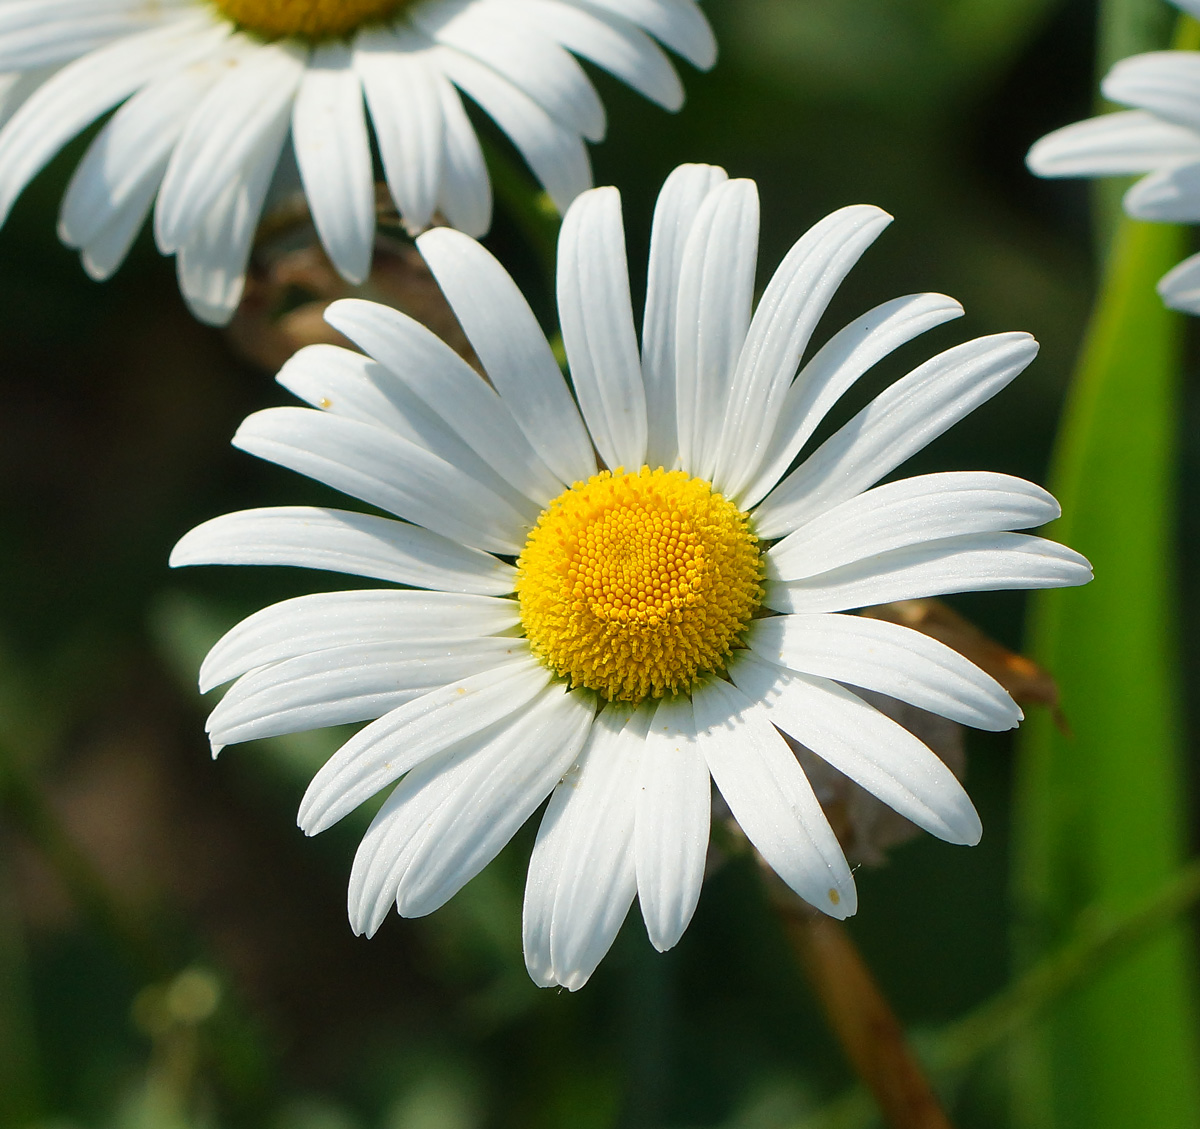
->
[{"left": 1012, "top": 216, "right": 1200, "bottom": 1127}]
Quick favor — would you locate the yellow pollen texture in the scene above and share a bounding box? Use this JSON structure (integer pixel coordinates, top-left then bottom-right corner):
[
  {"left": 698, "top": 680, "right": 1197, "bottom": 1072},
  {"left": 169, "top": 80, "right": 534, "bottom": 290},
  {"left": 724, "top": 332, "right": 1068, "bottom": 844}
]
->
[
  {"left": 212, "top": 0, "right": 408, "bottom": 39},
  {"left": 517, "top": 467, "right": 764, "bottom": 702}
]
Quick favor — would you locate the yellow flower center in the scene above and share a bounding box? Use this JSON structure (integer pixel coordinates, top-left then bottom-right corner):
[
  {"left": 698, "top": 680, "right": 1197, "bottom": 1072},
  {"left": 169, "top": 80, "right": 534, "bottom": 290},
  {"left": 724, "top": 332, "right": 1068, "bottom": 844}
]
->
[
  {"left": 517, "top": 467, "right": 764, "bottom": 703},
  {"left": 212, "top": 0, "right": 409, "bottom": 39}
]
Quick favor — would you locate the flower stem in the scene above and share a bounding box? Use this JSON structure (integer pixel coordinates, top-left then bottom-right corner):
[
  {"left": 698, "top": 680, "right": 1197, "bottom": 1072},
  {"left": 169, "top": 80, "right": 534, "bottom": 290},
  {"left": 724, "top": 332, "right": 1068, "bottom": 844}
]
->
[{"left": 774, "top": 896, "right": 955, "bottom": 1129}]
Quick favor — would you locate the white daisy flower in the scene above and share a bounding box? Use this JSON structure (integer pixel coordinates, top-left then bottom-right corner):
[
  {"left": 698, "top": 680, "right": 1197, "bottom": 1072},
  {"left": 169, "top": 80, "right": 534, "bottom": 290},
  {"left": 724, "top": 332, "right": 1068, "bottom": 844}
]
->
[
  {"left": 171, "top": 164, "right": 1092, "bottom": 990},
  {"left": 0, "top": 0, "right": 714, "bottom": 325},
  {"left": 1027, "top": 17, "right": 1200, "bottom": 312}
]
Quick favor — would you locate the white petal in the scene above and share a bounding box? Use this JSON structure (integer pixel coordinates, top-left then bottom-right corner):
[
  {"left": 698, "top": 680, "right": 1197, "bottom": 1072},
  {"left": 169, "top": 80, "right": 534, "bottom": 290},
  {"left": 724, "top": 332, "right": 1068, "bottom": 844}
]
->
[
  {"left": 58, "top": 47, "right": 231, "bottom": 250},
  {"left": 766, "top": 472, "right": 1060, "bottom": 581},
  {"left": 674, "top": 177, "right": 759, "bottom": 479},
  {"left": 174, "top": 130, "right": 284, "bottom": 325},
  {"left": 0, "top": 67, "right": 56, "bottom": 133},
  {"left": 232, "top": 406, "right": 531, "bottom": 555},
  {"left": 351, "top": 687, "right": 591, "bottom": 933},
  {"left": 0, "top": 16, "right": 220, "bottom": 228},
  {"left": 738, "top": 293, "right": 965, "bottom": 509},
  {"left": 501, "top": 0, "right": 683, "bottom": 110},
  {"left": 293, "top": 41, "right": 374, "bottom": 284},
  {"left": 416, "top": 226, "right": 595, "bottom": 483},
  {"left": 155, "top": 38, "right": 304, "bottom": 254},
  {"left": 76, "top": 181, "right": 156, "bottom": 279},
  {"left": 416, "top": 0, "right": 605, "bottom": 141},
  {"left": 433, "top": 43, "right": 591, "bottom": 212},
  {"left": 0, "top": 0, "right": 190, "bottom": 72},
  {"left": 641, "top": 162, "right": 727, "bottom": 469},
  {"left": 524, "top": 702, "right": 649, "bottom": 990},
  {"left": 1027, "top": 110, "right": 1200, "bottom": 177},
  {"left": 1102, "top": 52, "right": 1200, "bottom": 132},
  {"left": 433, "top": 71, "right": 491, "bottom": 236},
  {"left": 752, "top": 332, "right": 1039, "bottom": 539},
  {"left": 713, "top": 205, "right": 893, "bottom": 497},
  {"left": 207, "top": 637, "right": 523, "bottom": 748},
  {"left": 298, "top": 656, "right": 549, "bottom": 834},
  {"left": 571, "top": 0, "right": 716, "bottom": 69},
  {"left": 323, "top": 300, "right": 562, "bottom": 505},
  {"left": 746, "top": 612, "right": 1021, "bottom": 731},
  {"left": 557, "top": 186, "right": 647, "bottom": 470},
  {"left": 350, "top": 740, "right": 482, "bottom": 937},
  {"left": 729, "top": 651, "right": 981, "bottom": 845},
  {"left": 692, "top": 675, "right": 855, "bottom": 918},
  {"left": 763, "top": 532, "right": 1094, "bottom": 614},
  {"left": 170, "top": 506, "right": 516, "bottom": 595},
  {"left": 1158, "top": 249, "right": 1200, "bottom": 313},
  {"left": 636, "top": 694, "right": 709, "bottom": 952},
  {"left": 198, "top": 589, "right": 519, "bottom": 693},
  {"left": 397, "top": 683, "right": 595, "bottom": 916},
  {"left": 275, "top": 340, "right": 542, "bottom": 520},
  {"left": 354, "top": 24, "right": 443, "bottom": 233},
  {"left": 1123, "top": 159, "right": 1200, "bottom": 221}
]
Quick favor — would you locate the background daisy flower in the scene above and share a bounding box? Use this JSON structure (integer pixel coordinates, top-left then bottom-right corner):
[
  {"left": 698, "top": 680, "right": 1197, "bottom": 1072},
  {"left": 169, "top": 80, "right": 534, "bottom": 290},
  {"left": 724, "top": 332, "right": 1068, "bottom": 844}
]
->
[
  {"left": 1028, "top": 2, "right": 1200, "bottom": 312},
  {"left": 171, "top": 163, "right": 1092, "bottom": 990},
  {"left": 0, "top": 0, "right": 714, "bottom": 325}
]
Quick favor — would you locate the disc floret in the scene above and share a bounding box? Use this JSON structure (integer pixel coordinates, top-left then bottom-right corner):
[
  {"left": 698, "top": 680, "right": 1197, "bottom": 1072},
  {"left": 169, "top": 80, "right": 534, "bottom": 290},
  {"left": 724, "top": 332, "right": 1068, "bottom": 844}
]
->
[
  {"left": 517, "top": 467, "right": 764, "bottom": 702},
  {"left": 212, "top": 0, "right": 409, "bottom": 40}
]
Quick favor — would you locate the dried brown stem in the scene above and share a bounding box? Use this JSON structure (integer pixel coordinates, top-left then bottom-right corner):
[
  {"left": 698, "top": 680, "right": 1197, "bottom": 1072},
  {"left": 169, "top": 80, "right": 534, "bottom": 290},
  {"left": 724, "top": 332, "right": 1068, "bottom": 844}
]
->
[{"left": 777, "top": 899, "right": 955, "bottom": 1129}]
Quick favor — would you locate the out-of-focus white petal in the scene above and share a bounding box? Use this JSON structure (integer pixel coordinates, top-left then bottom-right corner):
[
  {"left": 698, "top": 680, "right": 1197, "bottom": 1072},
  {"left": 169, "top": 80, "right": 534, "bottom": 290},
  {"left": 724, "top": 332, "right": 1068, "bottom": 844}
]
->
[
  {"left": 573, "top": 0, "right": 716, "bottom": 69},
  {"left": 0, "top": 16, "right": 220, "bottom": 228},
  {"left": 502, "top": 0, "right": 684, "bottom": 110},
  {"left": 1102, "top": 51, "right": 1200, "bottom": 132},
  {"left": 354, "top": 24, "right": 443, "bottom": 233},
  {"left": 1158, "top": 249, "right": 1200, "bottom": 313},
  {"left": 433, "top": 71, "right": 491, "bottom": 236},
  {"left": 1124, "top": 158, "right": 1200, "bottom": 221},
  {"left": 293, "top": 41, "right": 374, "bottom": 284},
  {"left": 416, "top": 0, "right": 606, "bottom": 141},
  {"left": 1027, "top": 109, "right": 1200, "bottom": 177},
  {"left": 434, "top": 43, "right": 591, "bottom": 212},
  {"left": 155, "top": 37, "right": 303, "bottom": 254}
]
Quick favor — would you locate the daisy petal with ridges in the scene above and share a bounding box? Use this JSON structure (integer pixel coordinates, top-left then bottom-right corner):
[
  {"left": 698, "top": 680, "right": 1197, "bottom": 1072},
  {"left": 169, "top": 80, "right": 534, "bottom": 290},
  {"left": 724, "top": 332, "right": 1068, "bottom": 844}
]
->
[
  {"left": 173, "top": 163, "right": 1091, "bottom": 990},
  {"left": 0, "top": 0, "right": 714, "bottom": 323}
]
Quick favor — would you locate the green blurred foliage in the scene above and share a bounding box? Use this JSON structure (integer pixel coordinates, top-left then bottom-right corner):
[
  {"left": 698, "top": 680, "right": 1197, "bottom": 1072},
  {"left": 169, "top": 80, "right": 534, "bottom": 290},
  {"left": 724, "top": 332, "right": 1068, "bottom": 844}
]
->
[{"left": 0, "top": 1, "right": 1196, "bottom": 1127}]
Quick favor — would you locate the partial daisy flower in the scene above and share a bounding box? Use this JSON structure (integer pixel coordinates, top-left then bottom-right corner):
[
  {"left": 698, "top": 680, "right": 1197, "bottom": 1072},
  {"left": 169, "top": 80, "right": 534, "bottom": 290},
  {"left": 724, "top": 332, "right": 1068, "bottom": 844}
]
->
[
  {"left": 0, "top": 0, "right": 714, "bottom": 325},
  {"left": 172, "top": 164, "right": 1092, "bottom": 990},
  {"left": 1027, "top": 12, "right": 1200, "bottom": 312}
]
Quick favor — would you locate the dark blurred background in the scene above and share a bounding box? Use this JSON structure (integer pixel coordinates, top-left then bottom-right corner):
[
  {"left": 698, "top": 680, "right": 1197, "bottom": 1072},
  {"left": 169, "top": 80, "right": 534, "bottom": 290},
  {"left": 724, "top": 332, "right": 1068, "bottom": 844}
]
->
[{"left": 0, "top": 1, "right": 1188, "bottom": 1127}]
